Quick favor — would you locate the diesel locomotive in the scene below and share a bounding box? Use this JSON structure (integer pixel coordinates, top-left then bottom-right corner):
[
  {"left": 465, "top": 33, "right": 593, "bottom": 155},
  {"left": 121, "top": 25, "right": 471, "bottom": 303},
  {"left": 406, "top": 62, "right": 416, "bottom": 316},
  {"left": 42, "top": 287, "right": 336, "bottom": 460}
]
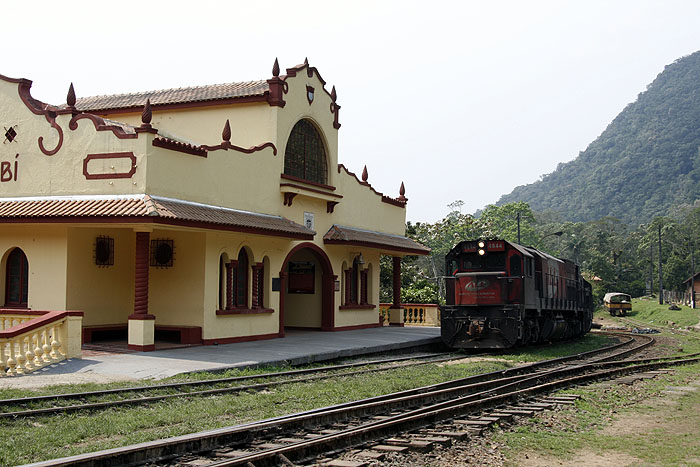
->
[{"left": 440, "top": 239, "right": 593, "bottom": 349}]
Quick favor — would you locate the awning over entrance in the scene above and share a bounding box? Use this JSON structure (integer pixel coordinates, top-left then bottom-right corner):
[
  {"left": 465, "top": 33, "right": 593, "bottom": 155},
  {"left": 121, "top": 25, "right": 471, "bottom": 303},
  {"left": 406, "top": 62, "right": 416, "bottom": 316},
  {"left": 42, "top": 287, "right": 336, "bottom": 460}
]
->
[
  {"left": 323, "top": 224, "right": 430, "bottom": 255},
  {"left": 0, "top": 195, "right": 314, "bottom": 239}
]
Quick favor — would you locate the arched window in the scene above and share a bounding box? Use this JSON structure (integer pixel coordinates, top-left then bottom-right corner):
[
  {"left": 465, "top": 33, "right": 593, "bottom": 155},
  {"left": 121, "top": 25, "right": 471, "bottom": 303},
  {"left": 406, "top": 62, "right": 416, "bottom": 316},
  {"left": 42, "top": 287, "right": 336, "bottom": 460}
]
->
[
  {"left": 351, "top": 256, "right": 360, "bottom": 304},
  {"left": 235, "top": 249, "right": 248, "bottom": 308},
  {"left": 219, "top": 254, "right": 228, "bottom": 310},
  {"left": 343, "top": 255, "right": 368, "bottom": 306},
  {"left": 5, "top": 248, "right": 28, "bottom": 307},
  {"left": 284, "top": 119, "right": 328, "bottom": 185}
]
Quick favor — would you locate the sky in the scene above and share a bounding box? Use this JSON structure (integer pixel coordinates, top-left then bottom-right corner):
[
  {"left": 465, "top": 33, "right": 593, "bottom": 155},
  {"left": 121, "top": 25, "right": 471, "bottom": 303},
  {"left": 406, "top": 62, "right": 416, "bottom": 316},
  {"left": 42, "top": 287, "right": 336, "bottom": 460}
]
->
[{"left": 4, "top": 0, "right": 700, "bottom": 223}]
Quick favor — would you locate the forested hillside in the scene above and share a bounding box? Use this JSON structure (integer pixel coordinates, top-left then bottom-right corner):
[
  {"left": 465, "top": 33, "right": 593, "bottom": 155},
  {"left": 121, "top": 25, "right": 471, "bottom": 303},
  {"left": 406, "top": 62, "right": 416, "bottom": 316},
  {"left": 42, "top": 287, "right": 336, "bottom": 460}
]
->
[{"left": 498, "top": 50, "right": 700, "bottom": 225}]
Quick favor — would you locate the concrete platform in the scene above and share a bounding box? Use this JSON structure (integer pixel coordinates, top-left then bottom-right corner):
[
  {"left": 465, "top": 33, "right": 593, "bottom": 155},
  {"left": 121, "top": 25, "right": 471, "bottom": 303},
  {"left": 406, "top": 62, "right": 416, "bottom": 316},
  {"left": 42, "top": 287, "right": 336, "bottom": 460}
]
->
[{"left": 0, "top": 327, "right": 442, "bottom": 389}]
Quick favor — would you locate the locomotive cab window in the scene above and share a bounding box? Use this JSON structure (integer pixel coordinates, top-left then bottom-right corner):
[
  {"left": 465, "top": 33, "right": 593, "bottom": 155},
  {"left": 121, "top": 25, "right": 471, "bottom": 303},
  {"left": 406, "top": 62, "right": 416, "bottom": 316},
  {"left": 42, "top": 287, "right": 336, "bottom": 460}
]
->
[
  {"left": 448, "top": 259, "right": 458, "bottom": 275},
  {"left": 484, "top": 252, "right": 505, "bottom": 269},
  {"left": 525, "top": 257, "right": 533, "bottom": 276},
  {"left": 509, "top": 255, "right": 522, "bottom": 277},
  {"left": 462, "top": 257, "right": 481, "bottom": 270},
  {"left": 460, "top": 252, "right": 506, "bottom": 270}
]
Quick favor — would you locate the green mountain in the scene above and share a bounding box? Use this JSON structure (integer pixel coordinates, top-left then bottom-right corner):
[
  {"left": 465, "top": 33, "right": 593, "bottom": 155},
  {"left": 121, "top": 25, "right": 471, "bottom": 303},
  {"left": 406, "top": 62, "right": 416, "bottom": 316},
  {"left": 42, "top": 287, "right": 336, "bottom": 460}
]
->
[{"left": 498, "top": 51, "right": 700, "bottom": 225}]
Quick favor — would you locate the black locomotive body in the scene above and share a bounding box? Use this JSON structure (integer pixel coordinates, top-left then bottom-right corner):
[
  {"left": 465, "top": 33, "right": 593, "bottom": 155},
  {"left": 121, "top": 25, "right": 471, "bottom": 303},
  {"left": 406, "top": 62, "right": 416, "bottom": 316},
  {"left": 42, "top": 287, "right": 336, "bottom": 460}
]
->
[{"left": 440, "top": 239, "right": 593, "bottom": 349}]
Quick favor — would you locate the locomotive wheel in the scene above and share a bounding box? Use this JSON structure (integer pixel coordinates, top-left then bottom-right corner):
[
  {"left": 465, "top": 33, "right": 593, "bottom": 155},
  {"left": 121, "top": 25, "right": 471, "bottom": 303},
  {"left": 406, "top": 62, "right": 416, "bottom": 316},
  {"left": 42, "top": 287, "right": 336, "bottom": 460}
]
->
[
  {"left": 520, "top": 323, "right": 531, "bottom": 346},
  {"left": 529, "top": 319, "right": 540, "bottom": 344}
]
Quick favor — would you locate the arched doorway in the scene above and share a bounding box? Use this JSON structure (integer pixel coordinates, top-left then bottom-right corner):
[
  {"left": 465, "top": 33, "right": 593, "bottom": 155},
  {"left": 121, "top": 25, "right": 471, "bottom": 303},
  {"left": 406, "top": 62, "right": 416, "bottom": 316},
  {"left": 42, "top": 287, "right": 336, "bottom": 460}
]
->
[
  {"left": 279, "top": 243, "right": 335, "bottom": 334},
  {"left": 5, "top": 247, "right": 28, "bottom": 307}
]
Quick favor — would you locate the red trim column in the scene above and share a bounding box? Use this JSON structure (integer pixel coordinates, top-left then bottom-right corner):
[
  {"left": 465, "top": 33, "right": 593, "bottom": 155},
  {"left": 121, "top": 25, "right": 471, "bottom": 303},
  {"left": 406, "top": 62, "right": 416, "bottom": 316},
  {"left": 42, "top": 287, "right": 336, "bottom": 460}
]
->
[
  {"left": 343, "top": 269, "right": 352, "bottom": 305},
  {"left": 257, "top": 263, "right": 265, "bottom": 309},
  {"left": 389, "top": 256, "right": 404, "bottom": 326},
  {"left": 360, "top": 269, "right": 368, "bottom": 305},
  {"left": 278, "top": 271, "right": 287, "bottom": 337},
  {"left": 128, "top": 231, "right": 155, "bottom": 351},
  {"left": 230, "top": 260, "right": 239, "bottom": 308},
  {"left": 321, "top": 273, "right": 336, "bottom": 331},
  {"left": 225, "top": 262, "right": 233, "bottom": 310},
  {"left": 251, "top": 263, "right": 262, "bottom": 308}
]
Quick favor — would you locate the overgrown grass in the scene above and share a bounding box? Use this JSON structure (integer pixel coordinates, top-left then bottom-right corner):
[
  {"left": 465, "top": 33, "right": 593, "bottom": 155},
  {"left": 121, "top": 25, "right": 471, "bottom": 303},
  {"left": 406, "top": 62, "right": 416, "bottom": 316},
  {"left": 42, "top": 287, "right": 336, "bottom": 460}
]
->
[
  {"left": 626, "top": 297, "right": 700, "bottom": 328},
  {"left": 501, "top": 333, "right": 613, "bottom": 363},
  {"left": 497, "top": 299, "right": 700, "bottom": 466},
  {"left": 0, "top": 331, "right": 624, "bottom": 464},
  {"left": 0, "top": 360, "right": 511, "bottom": 465}
]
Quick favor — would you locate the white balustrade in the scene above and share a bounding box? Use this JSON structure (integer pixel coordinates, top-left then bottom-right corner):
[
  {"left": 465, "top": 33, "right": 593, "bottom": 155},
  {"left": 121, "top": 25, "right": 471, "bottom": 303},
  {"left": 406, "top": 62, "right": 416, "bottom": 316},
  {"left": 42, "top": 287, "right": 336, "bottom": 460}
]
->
[{"left": 0, "top": 312, "right": 80, "bottom": 377}]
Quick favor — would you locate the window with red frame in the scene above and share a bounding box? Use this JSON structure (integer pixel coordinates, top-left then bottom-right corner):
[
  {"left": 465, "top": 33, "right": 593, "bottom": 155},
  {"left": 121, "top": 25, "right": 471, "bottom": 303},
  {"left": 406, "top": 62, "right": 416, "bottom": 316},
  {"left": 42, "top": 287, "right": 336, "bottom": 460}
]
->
[{"left": 5, "top": 248, "right": 28, "bottom": 307}]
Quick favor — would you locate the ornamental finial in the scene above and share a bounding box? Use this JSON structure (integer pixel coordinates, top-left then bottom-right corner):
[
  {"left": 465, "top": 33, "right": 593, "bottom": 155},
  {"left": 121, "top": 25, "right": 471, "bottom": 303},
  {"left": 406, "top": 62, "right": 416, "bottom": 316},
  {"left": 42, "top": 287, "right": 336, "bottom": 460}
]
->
[
  {"left": 222, "top": 119, "right": 231, "bottom": 142},
  {"left": 399, "top": 182, "right": 406, "bottom": 200},
  {"left": 331, "top": 85, "right": 337, "bottom": 103},
  {"left": 66, "top": 83, "right": 76, "bottom": 107},
  {"left": 362, "top": 165, "right": 368, "bottom": 182},
  {"left": 304, "top": 57, "right": 309, "bottom": 66},
  {"left": 141, "top": 99, "right": 152, "bottom": 125},
  {"left": 272, "top": 58, "right": 280, "bottom": 77}
]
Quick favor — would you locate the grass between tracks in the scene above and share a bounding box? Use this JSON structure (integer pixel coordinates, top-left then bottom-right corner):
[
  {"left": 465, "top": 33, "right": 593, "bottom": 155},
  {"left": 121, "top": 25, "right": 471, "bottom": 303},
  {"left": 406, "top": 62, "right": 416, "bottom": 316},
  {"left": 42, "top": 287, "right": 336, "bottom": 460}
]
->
[
  {"left": 496, "top": 300, "right": 700, "bottom": 466},
  {"left": 0, "top": 335, "right": 612, "bottom": 465}
]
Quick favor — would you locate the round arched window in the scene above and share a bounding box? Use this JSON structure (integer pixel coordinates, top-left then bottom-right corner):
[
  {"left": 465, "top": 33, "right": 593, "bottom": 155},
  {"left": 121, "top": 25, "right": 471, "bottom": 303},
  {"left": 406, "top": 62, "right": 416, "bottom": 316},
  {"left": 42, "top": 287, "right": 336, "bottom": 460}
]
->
[
  {"left": 5, "top": 248, "right": 28, "bottom": 307},
  {"left": 284, "top": 119, "right": 328, "bottom": 185}
]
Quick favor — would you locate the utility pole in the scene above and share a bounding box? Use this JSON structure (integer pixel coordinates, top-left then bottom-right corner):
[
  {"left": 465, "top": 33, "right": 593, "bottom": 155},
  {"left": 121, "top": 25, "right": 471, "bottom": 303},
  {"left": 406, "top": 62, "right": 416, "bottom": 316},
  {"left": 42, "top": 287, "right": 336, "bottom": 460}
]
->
[
  {"left": 691, "top": 240, "right": 696, "bottom": 309},
  {"left": 659, "top": 224, "right": 663, "bottom": 305},
  {"left": 649, "top": 243, "right": 653, "bottom": 295}
]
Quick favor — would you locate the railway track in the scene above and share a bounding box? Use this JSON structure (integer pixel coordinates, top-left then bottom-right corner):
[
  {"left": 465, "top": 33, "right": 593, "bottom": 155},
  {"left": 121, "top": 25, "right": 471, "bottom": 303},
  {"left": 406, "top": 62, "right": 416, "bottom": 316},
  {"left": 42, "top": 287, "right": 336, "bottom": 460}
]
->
[
  {"left": 0, "top": 332, "right": 631, "bottom": 419},
  {"left": 0, "top": 353, "right": 461, "bottom": 418},
  {"left": 25, "top": 331, "right": 694, "bottom": 467}
]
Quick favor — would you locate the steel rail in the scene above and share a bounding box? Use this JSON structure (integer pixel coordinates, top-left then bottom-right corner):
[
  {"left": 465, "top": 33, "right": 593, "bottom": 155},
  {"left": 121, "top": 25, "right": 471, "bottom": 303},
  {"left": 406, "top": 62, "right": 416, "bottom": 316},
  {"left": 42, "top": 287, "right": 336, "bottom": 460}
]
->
[
  {"left": 0, "top": 352, "right": 452, "bottom": 406},
  {"left": 0, "top": 354, "right": 463, "bottom": 419},
  {"left": 200, "top": 354, "right": 700, "bottom": 467},
  {"left": 3, "top": 332, "right": 639, "bottom": 419},
  {"left": 23, "top": 333, "right": 657, "bottom": 467}
]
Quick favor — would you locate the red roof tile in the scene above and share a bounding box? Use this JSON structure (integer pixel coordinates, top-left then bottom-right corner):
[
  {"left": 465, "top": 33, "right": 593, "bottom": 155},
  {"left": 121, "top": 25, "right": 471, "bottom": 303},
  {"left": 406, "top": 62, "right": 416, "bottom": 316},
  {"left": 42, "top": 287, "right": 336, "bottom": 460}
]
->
[
  {"left": 70, "top": 80, "right": 270, "bottom": 112},
  {"left": 0, "top": 196, "right": 313, "bottom": 239},
  {"left": 323, "top": 225, "right": 430, "bottom": 255}
]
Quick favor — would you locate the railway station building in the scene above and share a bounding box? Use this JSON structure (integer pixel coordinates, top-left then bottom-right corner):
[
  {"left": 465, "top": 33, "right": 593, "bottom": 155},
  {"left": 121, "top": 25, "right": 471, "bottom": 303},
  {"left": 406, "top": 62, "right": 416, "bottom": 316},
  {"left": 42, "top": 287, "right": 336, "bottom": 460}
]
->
[{"left": 0, "top": 59, "right": 429, "bottom": 351}]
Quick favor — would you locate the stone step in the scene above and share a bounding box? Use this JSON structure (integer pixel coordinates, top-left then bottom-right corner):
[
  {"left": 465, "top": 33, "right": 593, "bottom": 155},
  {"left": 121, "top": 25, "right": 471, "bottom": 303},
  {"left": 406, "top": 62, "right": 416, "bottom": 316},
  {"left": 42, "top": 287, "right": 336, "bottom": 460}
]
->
[
  {"left": 422, "top": 430, "right": 470, "bottom": 440},
  {"left": 485, "top": 412, "right": 514, "bottom": 421},
  {"left": 497, "top": 408, "right": 534, "bottom": 416},
  {"left": 215, "top": 450, "right": 254, "bottom": 458},
  {"left": 522, "top": 402, "right": 554, "bottom": 408},
  {"left": 411, "top": 436, "right": 452, "bottom": 446},
  {"left": 514, "top": 405, "right": 546, "bottom": 411},
  {"left": 256, "top": 442, "right": 286, "bottom": 449},
  {"left": 372, "top": 444, "right": 409, "bottom": 453},
  {"left": 472, "top": 416, "right": 500, "bottom": 422},
  {"left": 322, "top": 460, "right": 368, "bottom": 467},
  {"left": 543, "top": 399, "right": 575, "bottom": 405},
  {"left": 453, "top": 419, "right": 492, "bottom": 426},
  {"left": 543, "top": 394, "right": 580, "bottom": 400},
  {"left": 354, "top": 450, "right": 386, "bottom": 460},
  {"left": 278, "top": 437, "right": 305, "bottom": 443},
  {"left": 384, "top": 438, "right": 434, "bottom": 452}
]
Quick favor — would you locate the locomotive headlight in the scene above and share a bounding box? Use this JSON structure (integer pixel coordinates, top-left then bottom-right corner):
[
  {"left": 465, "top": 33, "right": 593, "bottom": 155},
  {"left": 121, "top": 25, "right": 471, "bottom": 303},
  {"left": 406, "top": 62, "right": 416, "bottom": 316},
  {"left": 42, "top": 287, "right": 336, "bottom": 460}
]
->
[
  {"left": 478, "top": 241, "right": 485, "bottom": 248},
  {"left": 478, "top": 249, "right": 486, "bottom": 256}
]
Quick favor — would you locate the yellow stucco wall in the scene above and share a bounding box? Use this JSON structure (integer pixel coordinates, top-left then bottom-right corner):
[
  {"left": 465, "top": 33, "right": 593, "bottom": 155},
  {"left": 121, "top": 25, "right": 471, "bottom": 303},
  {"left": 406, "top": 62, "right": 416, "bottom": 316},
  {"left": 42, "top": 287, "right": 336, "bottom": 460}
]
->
[
  {"left": 0, "top": 65, "right": 416, "bottom": 342},
  {"left": 0, "top": 80, "right": 148, "bottom": 199},
  {"left": 0, "top": 225, "right": 68, "bottom": 311},
  {"left": 149, "top": 228, "right": 206, "bottom": 327},
  {"left": 104, "top": 103, "right": 276, "bottom": 151},
  {"left": 66, "top": 227, "right": 134, "bottom": 326},
  {"left": 202, "top": 231, "right": 289, "bottom": 341}
]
